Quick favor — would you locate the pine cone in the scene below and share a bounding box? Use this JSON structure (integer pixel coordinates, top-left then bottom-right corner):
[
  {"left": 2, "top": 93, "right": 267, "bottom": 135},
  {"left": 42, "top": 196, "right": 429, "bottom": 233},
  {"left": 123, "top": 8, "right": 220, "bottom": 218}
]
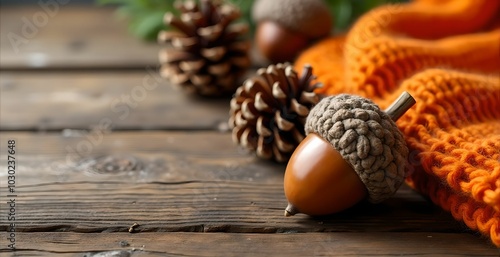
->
[
  {"left": 229, "top": 63, "right": 321, "bottom": 162},
  {"left": 158, "top": 0, "right": 251, "bottom": 96}
]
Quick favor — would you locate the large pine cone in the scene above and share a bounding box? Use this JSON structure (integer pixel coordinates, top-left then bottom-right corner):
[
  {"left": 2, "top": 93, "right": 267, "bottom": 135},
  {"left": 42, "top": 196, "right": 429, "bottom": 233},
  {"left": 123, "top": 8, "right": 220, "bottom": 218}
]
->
[
  {"left": 158, "top": 0, "right": 251, "bottom": 96},
  {"left": 229, "top": 63, "right": 321, "bottom": 162}
]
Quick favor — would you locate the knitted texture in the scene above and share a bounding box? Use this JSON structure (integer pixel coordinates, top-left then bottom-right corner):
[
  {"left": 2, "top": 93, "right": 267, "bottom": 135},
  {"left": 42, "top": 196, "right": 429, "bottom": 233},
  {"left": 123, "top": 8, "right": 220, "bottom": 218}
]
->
[
  {"left": 305, "top": 94, "right": 408, "bottom": 203},
  {"left": 294, "top": 0, "right": 500, "bottom": 246}
]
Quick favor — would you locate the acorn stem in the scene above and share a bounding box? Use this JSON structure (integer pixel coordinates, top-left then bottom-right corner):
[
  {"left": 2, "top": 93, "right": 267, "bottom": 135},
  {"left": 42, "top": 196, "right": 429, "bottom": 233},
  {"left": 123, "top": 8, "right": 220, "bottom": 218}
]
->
[
  {"left": 284, "top": 203, "right": 300, "bottom": 217},
  {"left": 384, "top": 91, "right": 416, "bottom": 121}
]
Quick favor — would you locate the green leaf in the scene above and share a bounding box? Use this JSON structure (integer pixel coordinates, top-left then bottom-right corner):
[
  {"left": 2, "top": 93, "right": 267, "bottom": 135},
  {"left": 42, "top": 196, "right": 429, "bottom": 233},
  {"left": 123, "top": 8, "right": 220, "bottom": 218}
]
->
[
  {"left": 97, "top": 0, "right": 135, "bottom": 5},
  {"left": 129, "top": 11, "right": 166, "bottom": 40},
  {"left": 332, "top": 0, "right": 353, "bottom": 31},
  {"left": 97, "top": 0, "right": 407, "bottom": 41}
]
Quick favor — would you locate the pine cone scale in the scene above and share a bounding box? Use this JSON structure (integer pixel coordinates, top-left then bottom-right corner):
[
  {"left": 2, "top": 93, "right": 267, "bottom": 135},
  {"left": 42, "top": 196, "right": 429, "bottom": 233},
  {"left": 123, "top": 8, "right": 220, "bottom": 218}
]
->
[
  {"left": 201, "top": 47, "right": 226, "bottom": 61},
  {"left": 300, "top": 91, "right": 320, "bottom": 105},
  {"left": 197, "top": 25, "right": 223, "bottom": 41},
  {"left": 171, "top": 37, "right": 198, "bottom": 51},
  {"left": 180, "top": 12, "right": 204, "bottom": 27},
  {"left": 179, "top": 60, "right": 205, "bottom": 73},
  {"left": 297, "top": 65, "right": 312, "bottom": 86},
  {"left": 241, "top": 100, "right": 257, "bottom": 120},
  {"left": 275, "top": 111, "right": 294, "bottom": 131},
  {"left": 272, "top": 145, "right": 286, "bottom": 163},
  {"left": 284, "top": 67, "right": 300, "bottom": 97},
  {"left": 240, "top": 128, "right": 257, "bottom": 150},
  {"left": 234, "top": 112, "right": 248, "bottom": 127},
  {"left": 257, "top": 137, "right": 273, "bottom": 159},
  {"left": 291, "top": 99, "right": 310, "bottom": 116},
  {"left": 174, "top": 0, "right": 197, "bottom": 12},
  {"left": 274, "top": 129, "right": 295, "bottom": 153},
  {"left": 228, "top": 40, "right": 251, "bottom": 52},
  {"left": 257, "top": 117, "right": 272, "bottom": 137},
  {"left": 291, "top": 127, "right": 305, "bottom": 142},
  {"left": 159, "top": 49, "right": 194, "bottom": 63},
  {"left": 164, "top": 13, "right": 195, "bottom": 36},
  {"left": 244, "top": 78, "right": 272, "bottom": 102},
  {"left": 254, "top": 92, "right": 272, "bottom": 112},
  {"left": 231, "top": 124, "right": 244, "bottom": 142},
  {"left": 158, "top": 31, "right": 186, "bottom": 43},
  {"left": 272, "top": 82, "right": 287, "bottom": 100},
  {"left": 207, "top": 62, "right": 231, "bottom": 76},
  {"left": 275, "top": 69, "right": 293, "bottom": 95},
  {"left": 191, "top": 74, "right": 212, "bottom": 86},
  {"left": 225, "top": 24, "right": 249, "bottom": 41}
]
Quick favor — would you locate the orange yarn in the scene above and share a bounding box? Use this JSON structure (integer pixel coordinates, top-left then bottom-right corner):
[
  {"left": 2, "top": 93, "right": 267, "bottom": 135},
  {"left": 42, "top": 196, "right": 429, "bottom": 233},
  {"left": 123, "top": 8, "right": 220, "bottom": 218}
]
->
[{"left": 294, "top": 0, "right": 500, "bottom": 246}]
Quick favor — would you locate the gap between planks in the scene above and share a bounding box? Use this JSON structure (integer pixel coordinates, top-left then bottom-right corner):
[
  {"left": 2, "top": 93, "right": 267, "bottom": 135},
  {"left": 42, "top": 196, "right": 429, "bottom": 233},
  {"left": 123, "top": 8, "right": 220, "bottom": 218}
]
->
[
  {"left": 0, "top": 71, "right": 232, "bottom": 131},
  {"left": 0, "top": 180, "right": 463, "bottom": 234},
  {"left": 2, "top": 232, "right": 499, "bottom": 257},
  {"left": 0, "top": 132, "right": 495, "bottom": 251},
  {"left": 0, "top": 131, "right": 480, "bottom": 235}
]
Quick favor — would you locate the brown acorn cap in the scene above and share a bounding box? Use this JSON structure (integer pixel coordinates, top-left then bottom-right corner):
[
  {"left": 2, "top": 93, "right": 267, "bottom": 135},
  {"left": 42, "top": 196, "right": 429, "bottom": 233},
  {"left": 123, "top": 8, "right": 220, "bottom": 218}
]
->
[
  {"left": 252, "top": 0, "right": 332, "bottom": 39},
  {"left": 304, "top": 93, "right": 413, "bottom": 203}
]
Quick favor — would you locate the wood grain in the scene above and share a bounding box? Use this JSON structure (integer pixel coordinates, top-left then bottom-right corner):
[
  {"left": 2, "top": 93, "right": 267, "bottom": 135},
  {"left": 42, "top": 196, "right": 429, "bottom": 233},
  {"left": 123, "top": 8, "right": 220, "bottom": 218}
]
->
[
  {"left": 0, "top": 6, "right": 160, "bottom": 69},
  {"left": 0, "top": 180, "right": 472, "bottom": 234},
  {"left": 0, "top": 131, "right": 284, "bottom": 185},
  {"left": 2, "top": 4, "right": 494, "bottom": 256},
  {"left": 3, "top": 232, "right": 498, "bottom": 256},
  {"left": 0, "top": 71, "right": 231, "bottom": 130},
  {"left": 0, "top": 132, "right": 484, "bottom": 237}
]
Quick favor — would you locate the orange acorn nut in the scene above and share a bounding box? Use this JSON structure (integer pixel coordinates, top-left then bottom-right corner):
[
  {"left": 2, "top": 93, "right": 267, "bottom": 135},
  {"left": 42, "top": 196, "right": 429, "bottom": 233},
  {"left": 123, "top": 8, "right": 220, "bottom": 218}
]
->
[
  {"left": 284, "top": 92, "right": 416, "bottom": 216},
  {"left": 255, "top": 21, "right": 309, "bottom": 64},
  {"left": 252, "top": 0, "right": 332, "bottom": 63}
]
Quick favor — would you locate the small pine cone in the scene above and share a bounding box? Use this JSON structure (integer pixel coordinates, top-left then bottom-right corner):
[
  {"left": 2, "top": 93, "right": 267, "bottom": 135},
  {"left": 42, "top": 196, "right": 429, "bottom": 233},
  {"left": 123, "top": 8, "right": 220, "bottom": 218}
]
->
[
  {"left": 158, "top": 0, "right": 251, "bottom": 96},
  {"left": 229, "top": 63, "right": 322, "bottom": 162}
]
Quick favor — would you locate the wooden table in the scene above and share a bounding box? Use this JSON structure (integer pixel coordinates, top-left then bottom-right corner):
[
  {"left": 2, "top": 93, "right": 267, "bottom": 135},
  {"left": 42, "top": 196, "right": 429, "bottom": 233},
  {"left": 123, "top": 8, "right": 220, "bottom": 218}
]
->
[{"left": 1, "top": 5, "right": 498, "bottom": 256}]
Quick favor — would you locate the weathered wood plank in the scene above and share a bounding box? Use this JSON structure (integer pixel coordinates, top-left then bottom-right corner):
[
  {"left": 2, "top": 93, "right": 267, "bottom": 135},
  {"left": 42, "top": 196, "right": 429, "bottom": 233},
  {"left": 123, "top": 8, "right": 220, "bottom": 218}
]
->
[
  {"left": 2, "top": 232, "right": 498, "bottom": 256},
  {"left": 0, "top": 6, "right": 267, "bottom": 70},
  {"left": 0, "top": 180, "right": 473, "bottom": 234},
  {"left": 0, "top": 131, "right": 280, "bottom": 184},
  {"left": 0, "top": 132, "right": 486, "bottom": 239},
  {"left": 0, "top": 6, "right": 160, "bottom": 69},
  {"left": 0, "top": 71, "right": 231, "bottom": 130}
]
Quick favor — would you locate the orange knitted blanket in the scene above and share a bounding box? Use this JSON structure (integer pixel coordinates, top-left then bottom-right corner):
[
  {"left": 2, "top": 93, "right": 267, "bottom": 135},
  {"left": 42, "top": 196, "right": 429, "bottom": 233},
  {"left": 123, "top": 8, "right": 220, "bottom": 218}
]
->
[{"left": 294, "top": 0, "right": 500, "bottom": 246}]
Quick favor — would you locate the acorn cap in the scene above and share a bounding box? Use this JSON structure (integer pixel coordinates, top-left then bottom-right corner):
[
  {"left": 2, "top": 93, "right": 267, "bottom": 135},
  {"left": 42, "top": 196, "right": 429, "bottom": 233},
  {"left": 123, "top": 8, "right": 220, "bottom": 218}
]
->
[
  {"left": 304, "top": 94, "right": 409, "bottom": 203},
  {"left": 252, "top": 0, "right": 332, "bottom": 39}
]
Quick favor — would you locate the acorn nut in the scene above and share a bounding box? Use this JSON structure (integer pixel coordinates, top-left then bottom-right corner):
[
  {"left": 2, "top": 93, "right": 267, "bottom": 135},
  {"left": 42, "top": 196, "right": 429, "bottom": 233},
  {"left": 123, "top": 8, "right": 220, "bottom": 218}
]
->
[
  {"left": 252, "top": 0, "right": 333, "bottom": 63},
  {"left": 284, "top": 92, "right": 416, "bottom": 216}
]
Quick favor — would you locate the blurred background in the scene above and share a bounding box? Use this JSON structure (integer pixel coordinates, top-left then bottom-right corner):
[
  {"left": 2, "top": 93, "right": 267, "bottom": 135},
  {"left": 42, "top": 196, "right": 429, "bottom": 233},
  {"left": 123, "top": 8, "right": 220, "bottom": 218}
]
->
[
  {"left": 2, "top": 0, "right": 93, "bottom": 3},
  {"left": 0, "top": 0, "right": 404, "bottom": 131},
  {"left": 2, "top": 0, "right": 406, "bottom": 42}
]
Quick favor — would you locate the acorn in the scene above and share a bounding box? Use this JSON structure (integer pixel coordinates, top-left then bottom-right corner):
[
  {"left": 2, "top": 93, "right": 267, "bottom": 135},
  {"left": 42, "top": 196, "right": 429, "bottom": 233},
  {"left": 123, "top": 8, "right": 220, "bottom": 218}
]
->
[
  {"left": 284, "top": 92, "right": 416, "bottom": 216},
  {"left": 252, "top": 0, "right": 332, "bottom": 63}
]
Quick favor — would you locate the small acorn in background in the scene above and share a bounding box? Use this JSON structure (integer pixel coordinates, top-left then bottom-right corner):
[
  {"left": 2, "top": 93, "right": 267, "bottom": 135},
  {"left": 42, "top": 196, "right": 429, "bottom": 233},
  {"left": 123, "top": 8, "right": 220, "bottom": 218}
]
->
[
  {"left": 284, "top": 92, "right": 416, "bottom": 216},
  {"left": 252, "top": 0, "right": 333, "bottom": 63}
]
